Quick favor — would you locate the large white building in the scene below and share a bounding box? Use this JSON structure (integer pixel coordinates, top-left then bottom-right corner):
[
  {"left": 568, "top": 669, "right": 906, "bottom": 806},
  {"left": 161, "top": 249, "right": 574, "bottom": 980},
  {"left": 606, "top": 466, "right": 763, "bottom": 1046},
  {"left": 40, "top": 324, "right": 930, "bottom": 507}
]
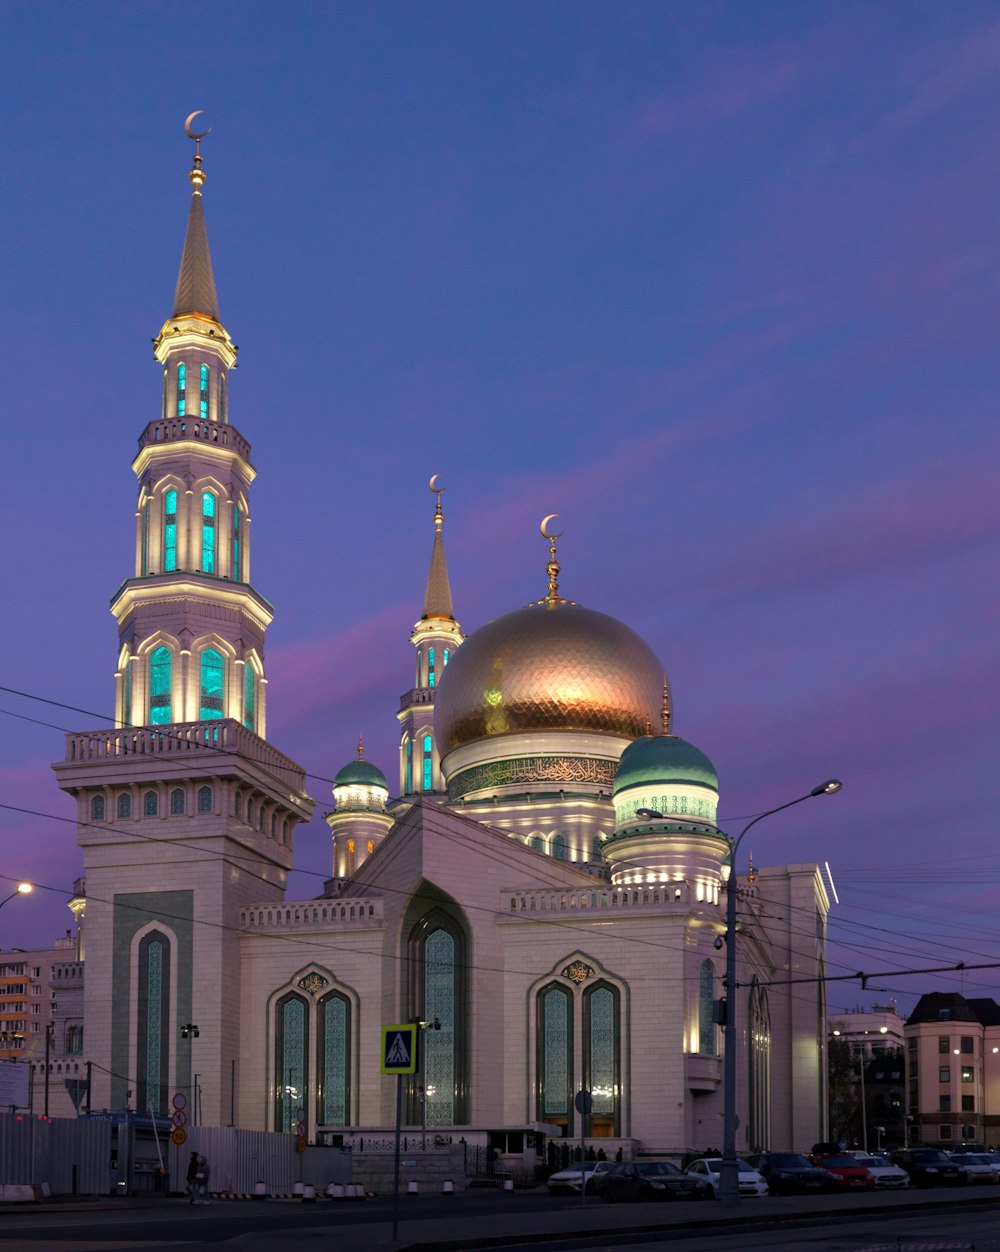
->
[{"left": 51, "top": 130, "right": 832, "bottom": 1160}]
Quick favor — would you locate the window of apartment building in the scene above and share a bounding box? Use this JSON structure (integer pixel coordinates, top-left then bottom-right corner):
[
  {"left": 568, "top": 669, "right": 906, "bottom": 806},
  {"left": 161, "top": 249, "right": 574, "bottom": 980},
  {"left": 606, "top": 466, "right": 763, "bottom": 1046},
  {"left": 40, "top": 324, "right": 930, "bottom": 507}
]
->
[
  {"left": 908, "top": 1037, "right": 917, "bottom": 1051},
  {"left": 939, "top": 1095, "right": 951, "bottom": 1112},
  {"left": 962, "top": 1095, "right": 975, "bottom": 1112},
  {"left": 961, "top": 1067, "right": 974, "bottom": 1083},
  {"left": 938, "top": 1036, "right": 950, "bottom": 1053},
  {"left": 939, "top": 1066, "right": 950, "bottom": 1083},
  {"left": 909, "top": 1059, "right": 918, "bottom": 1077},
  {"left": 30, "top": 985, "right": 40, "bottom": 997},
  {"left": 963, "top": 1124, "right": 976, "bottom": 1139},
  {"left": 960, "top": 1037, "right": 974, "bottom": 1054},
  {"left": 938, "top": 1008, "right": 952, "bottom": 1020},
  {"left": 31, "top": 1004, "right": 40, "bottom": 1015},
  {"left": 939, "top": 1125, "right": 953, "bottom": 1140}
]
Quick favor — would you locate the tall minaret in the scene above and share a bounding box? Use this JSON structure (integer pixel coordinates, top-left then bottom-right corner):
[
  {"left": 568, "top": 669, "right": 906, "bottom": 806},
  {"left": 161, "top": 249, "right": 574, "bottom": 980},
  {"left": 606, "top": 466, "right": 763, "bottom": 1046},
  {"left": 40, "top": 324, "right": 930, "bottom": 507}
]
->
[
  {"left": 396, "top": 476, "right": 463, "bottom": 795},
  {"left": 54, "top": 119, "right": 314, "bottom": 1127}
]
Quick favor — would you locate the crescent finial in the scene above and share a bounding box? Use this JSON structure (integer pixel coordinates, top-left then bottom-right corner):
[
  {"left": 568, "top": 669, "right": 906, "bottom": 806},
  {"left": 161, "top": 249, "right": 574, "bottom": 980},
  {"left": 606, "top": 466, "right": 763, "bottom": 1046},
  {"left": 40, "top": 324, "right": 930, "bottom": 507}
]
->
[
  {"left": 184, "top": 110, "right": 212, "bottom": 141},
  {"left": 540, "top": 514, "right": 564, "bottom": 540},
  {"left": 429, "top": 473, "right": 445, "bottom": 529},
  {"left": 540, "top": 514, "right": 565, "bottom": 603}
]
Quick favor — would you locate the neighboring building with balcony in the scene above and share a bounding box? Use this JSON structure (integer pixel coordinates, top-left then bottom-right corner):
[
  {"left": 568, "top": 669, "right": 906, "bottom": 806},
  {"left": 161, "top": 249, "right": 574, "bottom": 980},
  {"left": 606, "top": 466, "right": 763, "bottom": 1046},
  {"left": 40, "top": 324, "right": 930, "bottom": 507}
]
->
[{"left": 905, "top": 992, "right": 1000, "bottom": 1148}]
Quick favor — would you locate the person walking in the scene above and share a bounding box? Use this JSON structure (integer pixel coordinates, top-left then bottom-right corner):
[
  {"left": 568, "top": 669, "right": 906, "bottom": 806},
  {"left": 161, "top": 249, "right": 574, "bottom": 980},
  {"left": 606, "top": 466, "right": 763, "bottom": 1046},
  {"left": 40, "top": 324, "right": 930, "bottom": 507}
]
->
[
  {"left": 191, "top": 1155, "right": 211, "bottom": 1205},
  {"left": 185, "top": 1151, "right": 199, "bottom": 1201}
]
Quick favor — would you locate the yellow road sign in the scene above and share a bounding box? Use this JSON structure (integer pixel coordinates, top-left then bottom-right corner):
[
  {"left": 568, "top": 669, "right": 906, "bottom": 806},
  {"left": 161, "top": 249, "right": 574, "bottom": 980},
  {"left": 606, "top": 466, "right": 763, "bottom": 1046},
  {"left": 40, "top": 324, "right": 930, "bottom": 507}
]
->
[
  {"left": 171, "top": 1127, "right": 187, "bottom": 1145},
  {"left": 381, "top": 1023, "right": 417, "bottom": 1074}
]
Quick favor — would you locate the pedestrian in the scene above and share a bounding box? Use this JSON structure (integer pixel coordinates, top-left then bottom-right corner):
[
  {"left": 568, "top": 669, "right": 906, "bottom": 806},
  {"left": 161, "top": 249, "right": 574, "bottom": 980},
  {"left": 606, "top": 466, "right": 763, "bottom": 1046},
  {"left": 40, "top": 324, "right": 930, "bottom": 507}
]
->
[
  {"left": 191, "top": 1155, "right": 211, "bottom": 1205},
  {"left": 185, "top": 1151, "right": 199, "bottom": 1200}
]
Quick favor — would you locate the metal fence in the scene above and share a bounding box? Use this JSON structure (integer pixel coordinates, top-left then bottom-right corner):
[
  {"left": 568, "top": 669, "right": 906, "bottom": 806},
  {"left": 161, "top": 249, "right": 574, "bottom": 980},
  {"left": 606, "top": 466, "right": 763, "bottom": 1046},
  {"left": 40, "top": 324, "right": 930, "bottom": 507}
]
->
[{"left": 0, "top": 1115, "right": 110, "bottom": 1194}]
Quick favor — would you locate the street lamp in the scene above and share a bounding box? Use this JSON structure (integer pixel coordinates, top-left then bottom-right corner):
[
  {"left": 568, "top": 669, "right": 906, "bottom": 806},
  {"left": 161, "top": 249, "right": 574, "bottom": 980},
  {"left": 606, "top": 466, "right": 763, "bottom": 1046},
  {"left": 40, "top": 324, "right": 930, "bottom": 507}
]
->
[
  {"left": 718, "top": 779, "right": 841, "bottom": 1207},
  {"left": 0, "top": 883, "right": 32, "bottom": 912}
]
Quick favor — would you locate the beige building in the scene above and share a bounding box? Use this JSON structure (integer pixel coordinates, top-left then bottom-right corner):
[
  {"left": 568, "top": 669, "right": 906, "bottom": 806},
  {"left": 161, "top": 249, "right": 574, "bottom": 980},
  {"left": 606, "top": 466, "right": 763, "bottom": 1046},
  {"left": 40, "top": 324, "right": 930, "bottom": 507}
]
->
[{"left": 51, "top": 130, "right": 833, "bottom": 1159}]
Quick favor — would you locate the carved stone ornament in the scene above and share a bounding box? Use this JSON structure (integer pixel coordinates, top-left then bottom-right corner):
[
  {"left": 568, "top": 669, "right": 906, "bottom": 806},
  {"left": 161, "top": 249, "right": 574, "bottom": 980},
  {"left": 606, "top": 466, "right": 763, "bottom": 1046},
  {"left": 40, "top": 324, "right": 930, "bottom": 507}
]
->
[
  {"left": 297, "top": 972, "right": 329, "bottom": 996},
  {"left": 562, "top": 960, "right": 595, "bottom": 984}
]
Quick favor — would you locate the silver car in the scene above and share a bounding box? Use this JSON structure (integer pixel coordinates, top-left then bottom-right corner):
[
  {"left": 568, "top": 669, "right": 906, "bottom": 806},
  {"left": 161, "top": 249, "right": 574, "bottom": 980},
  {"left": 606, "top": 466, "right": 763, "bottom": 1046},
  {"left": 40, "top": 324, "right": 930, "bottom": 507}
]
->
[
  {"left": 546, "top": 1159, "right": 615, "bottom": 1195},
  {"left": 852, "top": 1154, "right": 909, "bottom": 1188}
]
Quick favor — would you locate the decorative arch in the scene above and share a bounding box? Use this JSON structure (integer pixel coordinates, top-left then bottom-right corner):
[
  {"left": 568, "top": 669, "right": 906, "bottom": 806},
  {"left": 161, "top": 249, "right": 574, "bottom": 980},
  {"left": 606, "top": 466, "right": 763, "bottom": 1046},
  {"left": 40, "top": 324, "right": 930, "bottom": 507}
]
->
[
  {"left": 130, "top": 922, "right": 178, "bottom": 1116},
  {"left": 698, "top": 960, "right": 717, "bottom": 1056},
  {"left": 747, "top": 976, "right": 771, "bottom": 1153}
]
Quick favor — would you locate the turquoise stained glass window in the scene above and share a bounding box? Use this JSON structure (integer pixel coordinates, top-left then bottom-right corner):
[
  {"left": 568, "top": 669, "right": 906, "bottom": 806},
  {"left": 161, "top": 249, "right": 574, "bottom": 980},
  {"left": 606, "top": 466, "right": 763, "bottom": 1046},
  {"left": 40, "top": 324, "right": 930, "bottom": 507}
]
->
[
  {"left": 137, "top": 931, "right": 170, "bottom": 1115},
  {"left": 319, "top": 993, "right": 350, "bottom": 1125},
  {"left": 424, "top": 929, "right": 456, "bottom": 1126},
  {"left": 422, "top": 734, "right": 433, "bottom": 791},
  {"left": 218, "top": 372, "right": 227, "bottom": 421},
  {"left": 428, "top": 646, "right": 435, "bottom": 688},
  {"left": 243, "top": 662, "right": 256, "bottom": 731},
  {"left": 443, "top": 649, "right": 450, "bottom": 666},
  {"left": 200, "top": 649, "right": 224, "bottom": 720},
  {"left": 141, "top": 502, "right": 149, "bottom": 576},
  {"left": 275, "top": 994, "right": 308, "bottom": 1133},
  {"left": 539, "top": 984, "right": 572, "bottom": 1123},
  {"left": 170, "top": 788, "right": 185, "bottom": 815},
  {"left": 232, "top": 506, "right": 241, "bottom": 581},
  {"left": 551, "top": 834, "right": 567, "bottom": 861},
  {"left": 143, "top": 790, "right": 158, "bottom": 817},
  {"left": 163, "top": 490, "right": 177, "bottom": 573},
  {"left": 91, "top": 795, "right": 105, "bottom": 822},
  {"left": 117, "top": 793, "right": 131, "bottom": 819},
  {"left": 123, "top": 659, "right": 132, "bottom": 727},
  {"left": 585, "top": 984, "right": 618, "bottom": 1120},
  {"left": 176, "top": 363, "right": 186, "bottom": 416},
  {"left": 405, "top": 738, "right": 412, "bottom": 793},
  {"left": 197, "top": 785, "right": 213, "bottom": 813},
  {"left": 699, "top": 961, "right": 715, "bottom": 1056},
  {"left": 149, "top": 646, "right": 172, "bottom": 724},
  {"left": 529, "top": 836, "right": 544, "bottom": 852},
  {"left": 199, "top": 364, "right": 209, "bottom": 419},
  {"left": 202, "top": 492, "right": 216, "bottom": 574}
]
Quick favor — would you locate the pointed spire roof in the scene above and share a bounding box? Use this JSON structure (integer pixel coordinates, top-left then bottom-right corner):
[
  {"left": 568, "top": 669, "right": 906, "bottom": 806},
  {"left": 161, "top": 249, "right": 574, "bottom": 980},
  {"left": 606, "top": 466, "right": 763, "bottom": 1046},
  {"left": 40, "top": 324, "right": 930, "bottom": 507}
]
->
[
  {"left": 172, "top": 123, "right": 220, "bottom": 321},
  {"left": 421, "top": 475, "right": 456, "bottom": 620}
]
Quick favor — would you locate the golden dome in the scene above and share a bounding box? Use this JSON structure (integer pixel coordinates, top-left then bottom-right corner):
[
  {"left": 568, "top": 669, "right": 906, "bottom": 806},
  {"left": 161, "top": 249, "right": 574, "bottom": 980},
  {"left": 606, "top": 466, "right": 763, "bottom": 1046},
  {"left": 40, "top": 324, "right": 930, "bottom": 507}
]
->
[{"left": 435, "top": 599, "right": 665, "bottom": 752}]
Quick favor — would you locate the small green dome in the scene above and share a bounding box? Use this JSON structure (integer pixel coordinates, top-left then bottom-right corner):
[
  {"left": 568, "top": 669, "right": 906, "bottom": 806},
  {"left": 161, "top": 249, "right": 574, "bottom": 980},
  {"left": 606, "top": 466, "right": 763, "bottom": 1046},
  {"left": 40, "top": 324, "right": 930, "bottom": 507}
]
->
[
  {"left": 614, "top": 734, "right": 718, "bottom": 794},
  {"left": 334, "top": 758, "right": 388, "bottom": 790}
]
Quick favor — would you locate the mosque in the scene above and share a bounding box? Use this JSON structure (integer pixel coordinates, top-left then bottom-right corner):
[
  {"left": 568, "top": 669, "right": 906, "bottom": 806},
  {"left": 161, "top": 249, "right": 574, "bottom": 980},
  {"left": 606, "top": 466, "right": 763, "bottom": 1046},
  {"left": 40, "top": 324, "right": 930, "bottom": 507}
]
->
[{"left": 51, "top": 129, "right": 831, "bottom": 1161}]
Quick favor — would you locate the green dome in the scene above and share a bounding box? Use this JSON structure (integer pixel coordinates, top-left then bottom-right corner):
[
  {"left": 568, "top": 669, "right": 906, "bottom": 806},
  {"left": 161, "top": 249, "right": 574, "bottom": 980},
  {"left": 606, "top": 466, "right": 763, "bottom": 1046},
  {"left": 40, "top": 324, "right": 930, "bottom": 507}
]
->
[
  {"left": 614, "top": 734, "right": 718, "bottom": 794},
  {"left": 334, "top": 758, "right": 388, "bottom": 790}
]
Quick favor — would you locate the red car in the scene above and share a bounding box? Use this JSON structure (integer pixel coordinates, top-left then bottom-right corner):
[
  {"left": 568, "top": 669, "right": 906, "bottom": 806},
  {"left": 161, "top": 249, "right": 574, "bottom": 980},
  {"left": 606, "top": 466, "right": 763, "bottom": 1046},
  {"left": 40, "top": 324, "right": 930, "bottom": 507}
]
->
[{"left": 814, "top": 1154, "right": 875, "bottom": 1190}]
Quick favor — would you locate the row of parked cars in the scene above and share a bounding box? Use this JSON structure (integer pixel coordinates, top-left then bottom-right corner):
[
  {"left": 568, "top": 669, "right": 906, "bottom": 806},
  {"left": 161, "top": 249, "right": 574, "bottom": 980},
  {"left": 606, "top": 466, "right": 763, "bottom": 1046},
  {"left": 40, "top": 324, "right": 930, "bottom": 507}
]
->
[{"left": 546, "top": 1148, "right": 1000, "bottom": 1201}]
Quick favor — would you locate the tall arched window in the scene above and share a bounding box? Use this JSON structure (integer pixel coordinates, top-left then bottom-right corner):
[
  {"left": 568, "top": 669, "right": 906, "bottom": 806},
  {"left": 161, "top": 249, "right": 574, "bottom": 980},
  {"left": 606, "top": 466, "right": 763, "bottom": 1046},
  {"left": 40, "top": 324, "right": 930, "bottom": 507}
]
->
[
  {"left": 91, "top": 795, "right": 105, "bottom": 822},
  {"left": 232, "top": 506, "right": 242, "bottom": 581},
  {"left": 141, "top": 501, "right": 150, "bottom": 576},
  {"left": 551, "top": 834, "right": 567, "bottom": 861},
  {"left": 163, "top": 490, "right": 178, "bottom": 573},
  {"left": 747, "top": 976, "right": 771, "bottom": 1153},
  {"left": 404, "top": 737, "right": 412, "bottom": 793},
  {"left": 200, "top": 648, "right": 224, "bottom": 720},
  {"left": 243, "top": 662, "right": 256, "bottom": 732},
  {"left": 317, "top": 991, "right": 351, "bottom": 1126},
  {"left": 149, "top": 646, "right": 172, "bottom": 724},
  {"left": 409, "top": 910, "right": 469, "bottom": 1126},
  {"left": 123, "top": 657, "right": 133, "bottom": 726},
  {"left": 422, "top": 734, "right": 433, "bottom": 791},
  {"left": 170, "top": 788, "right": 185, "bottom": 815},
  {"left": 698, "top": 960, "right": 716, "bottom": 1056},
  {"left": 591, "top": 836, "right": 603, "bottom": 859},
  {"left": 176, "top": 363, "right": 186, "bottom": 416},
  {"left": 143, "top": 790, "right": 158, "bottom": 817},
  {"left": 274, "top": 992, "right": 308, "bottom": 1133},
  {"left": 529, "top": 836, "right": 544, "bottom": 852},
  {"left": 584, "top": 982, "right": 620, "bottom": 1135},
  {"left": 117, "top": 793, "right": 132, "bottom": 819},
  {"left": 199, "top": 364, "right": 210, "bottom": 419},
  {"left": 537, "top": 983, "right": 573, "bottom": 1133},
  {"left": 201, "top": 492, "right": 216, "bottom": 574},
  {"left": 218, "top": 371, "right": 227, "bottom": 421},
  {"left": 428, "top": 646, "right": 436, "bottom": 688},
  {"left": 137, "top": 930, "right": 170, "bottom": 1115},
  {"left": 443, "top": 648, "right": 450, "bottom": 667},
  {"left": 197, "top": 785, "right": 213, "bottom": 813}
]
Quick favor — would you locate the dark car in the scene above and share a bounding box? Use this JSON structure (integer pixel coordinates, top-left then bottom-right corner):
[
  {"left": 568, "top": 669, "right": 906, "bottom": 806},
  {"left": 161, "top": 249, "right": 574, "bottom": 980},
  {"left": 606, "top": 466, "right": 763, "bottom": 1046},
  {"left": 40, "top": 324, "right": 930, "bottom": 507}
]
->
[
  {"left": 595, "top": 1161, "right": 705, "bottom": 1203},
  {"left": 748, "top": 1152, "right": 840, "bottom": 1196},
  {"left": 814, "top": 1153, "right": 875, "bottom": 1190},
  {"left": 889, "top": 1148, "right": 963, "bottom": 1188}
]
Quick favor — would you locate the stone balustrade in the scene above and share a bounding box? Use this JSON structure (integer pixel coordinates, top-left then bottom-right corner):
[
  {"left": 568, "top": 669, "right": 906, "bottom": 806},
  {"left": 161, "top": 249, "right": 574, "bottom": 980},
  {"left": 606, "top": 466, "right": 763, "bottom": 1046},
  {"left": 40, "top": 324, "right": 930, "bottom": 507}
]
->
[
  {"left": 504, "top": 882, "right": 719, "bottom": 915},
  {"left": 241, "top": 897, "right": 384, "bottom": 930},
  {"left": 137, "top": 417, "right": 251, "bottom": 461}
]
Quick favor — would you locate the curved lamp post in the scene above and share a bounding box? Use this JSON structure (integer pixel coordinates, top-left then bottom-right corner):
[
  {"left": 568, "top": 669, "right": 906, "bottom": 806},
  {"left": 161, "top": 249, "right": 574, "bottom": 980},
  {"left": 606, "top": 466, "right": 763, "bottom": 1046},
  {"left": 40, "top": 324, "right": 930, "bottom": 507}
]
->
[
  {"left": 0, "top": 883, "right": 32, "bottom": 912},
  {"left": 718, "top": 780, "right": 841, "bottom": 1207}
]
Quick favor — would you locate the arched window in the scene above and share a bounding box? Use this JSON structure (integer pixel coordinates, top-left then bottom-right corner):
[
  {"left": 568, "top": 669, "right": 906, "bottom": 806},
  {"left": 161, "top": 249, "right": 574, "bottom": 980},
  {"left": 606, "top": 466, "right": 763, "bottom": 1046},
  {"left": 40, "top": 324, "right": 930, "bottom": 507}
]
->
[
  {"left": 197, "top": 785, "right": 213, "bottom": 813},
  {"left": 443, "top": 648, "right": 450, "bottom": 667},
  {"left": 367, "top": 840, "right": 374, "bottom": 855},
  {"left": 232, "top": 506, "right": 242, "bottom": 582},
  {"left": 243, "top": 662, "right": 256, "bottom": 732},
  {"left": 247, "top": 800, "right": 255, "bottom": 827},
  {"left": 176, "top": 363, "right": 187, "bottom": 416},
  {"left": 274, "top": 992, "right": 308, "bottom": 1133},
  {"left": 91, "top": 795, "right": 105, "bottom": 822},
  {"left": 163, "top": 490, "right": 178, "bottom": 573},
  {"left": 404, "top": 736, "right": 412, "bottom": 793},
  {"left": 591, "top": 836, "right": 603, "bottom": 859},
  {"left": 529, "top": 836, "right": 544, "bottom": 852},
  {"left": 149, "top": 646, "right": 172, "bottom": 724},
  {"left": 122, "top": 658, "right": 133, "bottom": 727},
  {"left": 747, "top": 977, "right": 771, "bottom": 1153},
  {"left": 698, "top": 960, "right": 716, "bottom": 1056},
  {"left": 199, "top": 364, "right": 210, "bottom": 420},
  {"left": 141, "top": 502, "right": 150, "bottom": 576},
  {"left": 408, "top": 910, "right": 470, "bottom": 1126},
  {"left": 117, "top": 793, "right": 132, "bottom": 819},
  {"left": 200, "top": 648, "right": 224, "bottom": 720},
  {"left": 218, "top": 372, "right": 227, "bottom": 422},
  {"left": 584, "top": 982, "right": 620, "bottom": 1135},
  {"left": 422, "top": 734, "right": 433, "bottom": 792},
  {"left": 537, "top": 983, "right": 573, "bottom": 1133},
  {"left": 201, "top": 492, "right": 217, "bottom": 574},
  {"left": 317, "top": 991, "right": 351, "bottom": 1126},
  {"left": 551, "top": 834, "right": 567, "bottom": 861},
  {"left": 137, "top": 930, "right": 170, "bottom": 1115},
  {"left": 143, "top": 790, "right": 158, "bottom": 817},
  {"left": 170, "top": 788, "right": 185, "bottom": 815},
  {"left": 428, "top": 646, "right": 435, "bottom": 688},
  {"left": 234, "top": 792, "right": 242, "bottom": 819}
]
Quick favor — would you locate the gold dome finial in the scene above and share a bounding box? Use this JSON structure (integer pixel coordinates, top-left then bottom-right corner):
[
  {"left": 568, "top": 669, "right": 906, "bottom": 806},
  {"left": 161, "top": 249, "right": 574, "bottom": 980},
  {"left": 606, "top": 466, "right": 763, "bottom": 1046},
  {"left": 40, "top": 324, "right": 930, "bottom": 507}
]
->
[
  {"left": 184, "top": 110, "right": 211, "bottom": 192},
  {"left": 747, "top": 852, "right": 757, "bottom": 885},
  {"left": 540, "top": 514, "right": 565, "bottom": 604},
  {"left": 661, "top": 675, "right": 672, "bottom": 735},
  {"left": 429, "top": 473, "right": 445, "bottom": 531},
  {"left": 357, "top": 733, "right": 365, "bottom": 760}
]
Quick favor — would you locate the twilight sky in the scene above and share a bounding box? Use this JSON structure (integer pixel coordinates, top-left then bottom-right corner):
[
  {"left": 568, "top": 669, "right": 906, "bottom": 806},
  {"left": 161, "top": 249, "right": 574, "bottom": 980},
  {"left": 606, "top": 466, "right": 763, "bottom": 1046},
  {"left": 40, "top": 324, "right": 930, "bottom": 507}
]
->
[{"left": 1, "top": 2, "right": 998, "bottom": 1018}]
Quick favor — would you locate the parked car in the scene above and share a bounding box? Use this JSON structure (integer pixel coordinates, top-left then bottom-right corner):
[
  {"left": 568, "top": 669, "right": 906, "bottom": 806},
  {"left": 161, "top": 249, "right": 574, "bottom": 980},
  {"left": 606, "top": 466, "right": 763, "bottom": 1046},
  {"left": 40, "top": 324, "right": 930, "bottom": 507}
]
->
[
  {"left": 813, "top": 1153, "right": 875, "bottom": 1190},
  {"left": 685, "top": 1157, "right": 769, "bottom": 1197},
  {"left": 850, "top": 1154, "right": 909, "bottom": 1189},
  {"left": 747, "top": 1152, "right": 840, "bottom": 1195},
  {"left": 889, "top": 1148, "right": 963, "bottom": 1188},
  {"left": 947, "top": 1152, "right": 1000, "bottom": 1185},
  {"left": 546, "top": 1159, "right": 615, "bottom": 1195},
  {"left": 595, "top": 1160, "right": 706, "bottom": 1203}
]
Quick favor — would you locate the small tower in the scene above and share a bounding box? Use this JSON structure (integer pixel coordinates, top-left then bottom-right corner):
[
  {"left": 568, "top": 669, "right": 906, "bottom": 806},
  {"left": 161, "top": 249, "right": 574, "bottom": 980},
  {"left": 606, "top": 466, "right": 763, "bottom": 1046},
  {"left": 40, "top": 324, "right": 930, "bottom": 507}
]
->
[
  {"left": 397, "top": 477, "right": 463, "bottom": 795},
  {"left": 325, "top": 736, "right": 394, "bottom": 881}
]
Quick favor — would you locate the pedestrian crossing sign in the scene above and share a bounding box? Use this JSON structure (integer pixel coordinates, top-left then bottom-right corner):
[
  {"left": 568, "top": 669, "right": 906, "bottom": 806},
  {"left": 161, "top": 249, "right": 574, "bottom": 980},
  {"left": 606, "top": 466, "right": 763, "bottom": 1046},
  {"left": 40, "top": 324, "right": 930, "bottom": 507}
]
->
[{"left": 381, "top": 1023, "right": 418, "bottom": 1074}]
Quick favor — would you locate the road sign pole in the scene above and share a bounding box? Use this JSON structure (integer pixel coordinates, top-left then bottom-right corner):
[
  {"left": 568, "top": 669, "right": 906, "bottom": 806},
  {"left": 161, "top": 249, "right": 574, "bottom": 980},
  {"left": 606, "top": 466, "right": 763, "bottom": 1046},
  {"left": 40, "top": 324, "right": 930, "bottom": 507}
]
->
[{"left": 392, "top": 1072, "right": 402, "bottom": 1241}]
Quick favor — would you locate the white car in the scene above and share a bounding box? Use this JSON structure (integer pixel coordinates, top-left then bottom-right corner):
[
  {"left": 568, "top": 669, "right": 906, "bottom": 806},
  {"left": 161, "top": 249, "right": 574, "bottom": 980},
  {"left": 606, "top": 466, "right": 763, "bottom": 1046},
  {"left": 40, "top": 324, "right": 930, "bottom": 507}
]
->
[
  {"left": 546, "top": 1159, "right": 615, "bottom": 1195},
  {"left": 685, "top": 1157, "right": 769, "bottom": 1197},
  {"left": 851, "top": 1154, "right": 909, "bottom": 1188},
  {"left": 948, "top": 1153, "right": 1000, "bottom": 1184}
]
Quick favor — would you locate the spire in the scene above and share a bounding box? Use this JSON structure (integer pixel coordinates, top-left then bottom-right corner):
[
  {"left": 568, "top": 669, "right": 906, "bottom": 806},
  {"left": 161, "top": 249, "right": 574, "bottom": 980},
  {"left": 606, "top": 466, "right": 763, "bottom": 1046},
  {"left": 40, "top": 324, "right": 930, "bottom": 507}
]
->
[
  {"left": 421, "top": 474, "right": 455, "bottom": 620},
  {"left": 540, "top": 515, "right": 565, "bottom": 604},
  {"left": 357, "top": 733, "right": 365, "bottom": 760},
  {"left": 661, "top": 675, "right": 673, "bottom": 735},
  {"left": 172, "top": 113, "right": 221, "bottom": 321}
]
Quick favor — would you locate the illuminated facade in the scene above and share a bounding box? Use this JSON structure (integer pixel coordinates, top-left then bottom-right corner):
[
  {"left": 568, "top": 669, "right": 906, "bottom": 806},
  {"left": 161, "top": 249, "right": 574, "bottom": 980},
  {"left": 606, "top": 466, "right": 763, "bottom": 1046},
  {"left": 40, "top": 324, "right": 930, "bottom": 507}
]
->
[{"left": 53, "top": 131, "right": 830, "bottom": 1159}]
